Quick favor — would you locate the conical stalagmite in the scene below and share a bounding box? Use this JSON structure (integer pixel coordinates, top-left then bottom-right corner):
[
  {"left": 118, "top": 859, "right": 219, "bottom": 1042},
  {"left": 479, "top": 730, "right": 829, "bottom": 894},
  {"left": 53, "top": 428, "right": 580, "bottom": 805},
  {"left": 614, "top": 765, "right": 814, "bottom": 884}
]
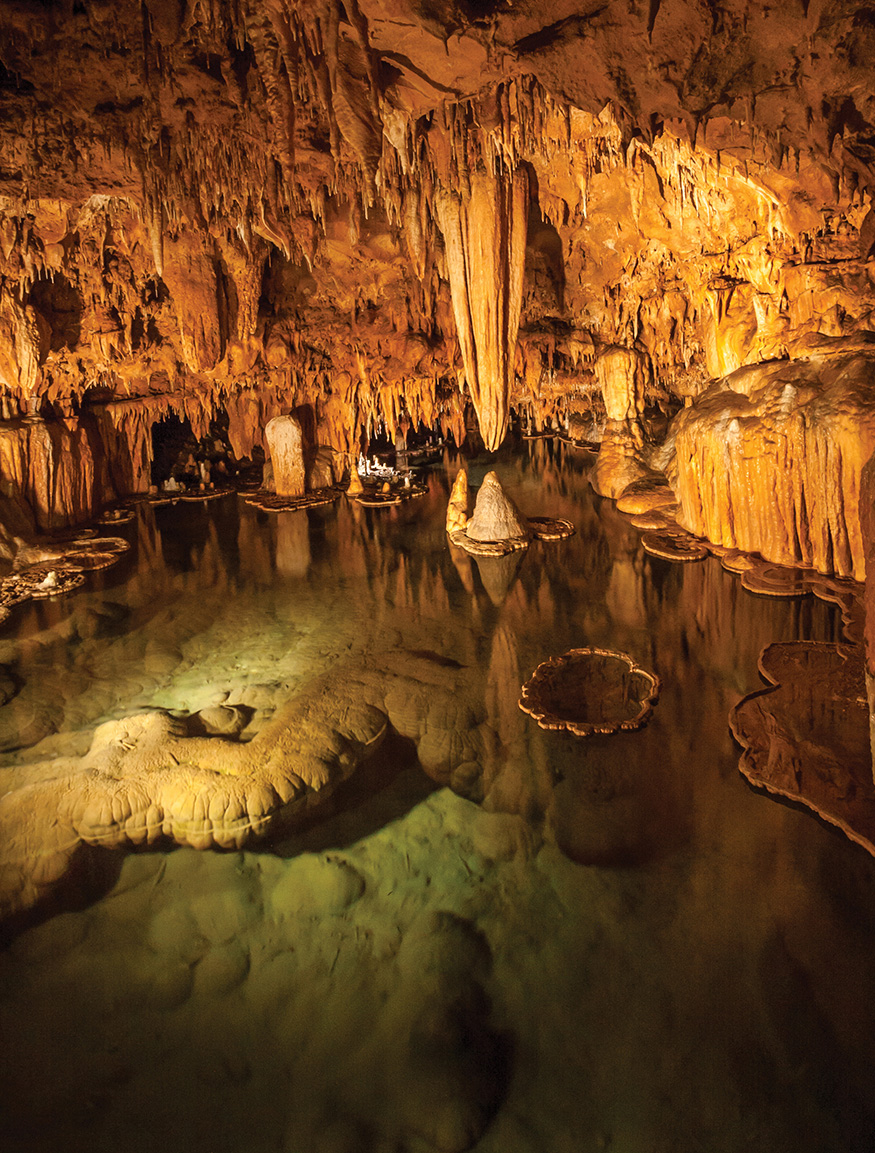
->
[
  {"left": 446, "top": 467, "right": 469, "bottom": 533},
  {"left": 347, "top": 461, "right": 364, "bottom": 495},
  {"left": 436, "top": 165, "right": 528, "bottom": 452},
  {"left": 467, "top": 471, "right": 531, "bottom": 543}
]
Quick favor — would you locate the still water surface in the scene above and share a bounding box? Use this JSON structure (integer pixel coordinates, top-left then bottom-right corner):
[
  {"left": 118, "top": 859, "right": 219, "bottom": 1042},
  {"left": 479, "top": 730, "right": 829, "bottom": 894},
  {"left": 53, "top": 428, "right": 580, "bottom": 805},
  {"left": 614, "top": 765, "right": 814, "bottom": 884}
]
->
[{"left": 0, "top": 439, "right": 873, "bottom": 1153}]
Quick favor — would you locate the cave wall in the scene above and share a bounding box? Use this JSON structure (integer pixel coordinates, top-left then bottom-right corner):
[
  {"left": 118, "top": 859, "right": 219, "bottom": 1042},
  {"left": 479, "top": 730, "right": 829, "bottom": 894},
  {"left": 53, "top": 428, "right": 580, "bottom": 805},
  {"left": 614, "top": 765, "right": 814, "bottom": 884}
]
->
[{"left": 0, "top": 1, "right": 874, "bottom": 535}]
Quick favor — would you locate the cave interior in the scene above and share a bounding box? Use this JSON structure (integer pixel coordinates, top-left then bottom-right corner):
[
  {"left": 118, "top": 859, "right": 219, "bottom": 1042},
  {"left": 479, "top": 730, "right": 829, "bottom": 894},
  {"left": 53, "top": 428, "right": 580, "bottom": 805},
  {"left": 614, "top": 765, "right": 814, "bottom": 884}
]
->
[{"left": 3, "top": 2, "right": 875, "bottom": 1151}]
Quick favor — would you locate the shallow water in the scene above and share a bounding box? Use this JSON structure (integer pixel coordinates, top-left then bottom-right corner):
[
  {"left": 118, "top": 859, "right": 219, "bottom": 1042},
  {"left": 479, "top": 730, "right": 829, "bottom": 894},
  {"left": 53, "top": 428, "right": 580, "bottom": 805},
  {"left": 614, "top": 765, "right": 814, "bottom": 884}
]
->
[{"left": 1, "top": 439, "right": 874, "bottom": 1153}]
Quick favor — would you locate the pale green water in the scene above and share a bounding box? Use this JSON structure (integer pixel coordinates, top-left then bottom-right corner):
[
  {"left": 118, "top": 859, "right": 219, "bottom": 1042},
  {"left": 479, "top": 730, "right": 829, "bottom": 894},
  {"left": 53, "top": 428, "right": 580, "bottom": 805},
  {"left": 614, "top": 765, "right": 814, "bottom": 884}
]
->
[{"left": 0, "top": 439, "right": 873, "bottom": 1153}]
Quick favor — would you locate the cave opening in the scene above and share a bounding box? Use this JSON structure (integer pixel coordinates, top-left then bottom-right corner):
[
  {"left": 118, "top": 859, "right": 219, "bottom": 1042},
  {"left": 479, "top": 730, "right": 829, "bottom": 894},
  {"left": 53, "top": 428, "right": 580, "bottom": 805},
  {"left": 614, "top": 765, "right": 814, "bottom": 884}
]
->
[
  {"left": 150, "top": 411, "right": 236, "bottom": 490},
  {"left": 26, "top": 274, "right": 83, "bottom": 351}
]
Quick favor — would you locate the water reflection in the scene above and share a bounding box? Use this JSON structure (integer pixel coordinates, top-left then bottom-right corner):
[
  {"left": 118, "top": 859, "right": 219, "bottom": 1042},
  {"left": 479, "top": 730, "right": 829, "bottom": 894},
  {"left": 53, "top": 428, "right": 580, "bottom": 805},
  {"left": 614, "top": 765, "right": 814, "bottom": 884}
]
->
[{"left": 0, "top": 438, "right": 873, "bottom": 1153}]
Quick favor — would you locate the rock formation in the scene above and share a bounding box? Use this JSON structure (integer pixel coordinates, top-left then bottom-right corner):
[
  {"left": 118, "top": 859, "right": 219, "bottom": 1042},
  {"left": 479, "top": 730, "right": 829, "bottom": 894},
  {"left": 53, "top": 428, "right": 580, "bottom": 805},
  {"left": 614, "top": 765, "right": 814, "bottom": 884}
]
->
[
  {"left": 264, "top": 414, "right": 306, "bottom": 498},
  {"left": 731, "top": 641, "right": 875, "bottom": 855},
  {"left": 0, "top": 685, "right": 388, "bottom": 918},
  {"left": 666, "top": 341, "right": 875, "bottom": 580},
  {"left": 2, "top": 0, "right": 875, "bottom": 900},
  {"left": 0, "top": 1, "right": 871, "bottom": 551},
  {"left": 435, "top": 163, "right": 529, "bottom": 452},
  {"left": 466, "top": 472, "right": 531, "bottom": 544},
  {"left": 519, "top": 648, "right": 660, "bottom": 736},
  {"left": 448, "top": 468, "right": 574, "bottom": 564},
  {"left": 446, "top": 468, "right": 469, "bottom": 534}
]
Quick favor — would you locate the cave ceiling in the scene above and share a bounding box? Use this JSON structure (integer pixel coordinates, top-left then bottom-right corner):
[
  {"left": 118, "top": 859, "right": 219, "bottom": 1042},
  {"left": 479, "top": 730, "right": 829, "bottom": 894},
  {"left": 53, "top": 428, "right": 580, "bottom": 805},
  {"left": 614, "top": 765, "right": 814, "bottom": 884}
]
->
[{"left": 0, "top": 0, "right": 874, "bottom": 458}]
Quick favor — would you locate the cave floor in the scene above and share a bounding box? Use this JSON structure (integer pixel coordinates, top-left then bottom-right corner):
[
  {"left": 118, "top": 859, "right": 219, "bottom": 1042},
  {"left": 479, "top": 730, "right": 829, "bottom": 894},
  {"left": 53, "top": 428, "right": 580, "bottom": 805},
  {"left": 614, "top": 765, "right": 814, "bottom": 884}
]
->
[{"left": 0, "top": 439, "right": 873, "bottom": 1153}]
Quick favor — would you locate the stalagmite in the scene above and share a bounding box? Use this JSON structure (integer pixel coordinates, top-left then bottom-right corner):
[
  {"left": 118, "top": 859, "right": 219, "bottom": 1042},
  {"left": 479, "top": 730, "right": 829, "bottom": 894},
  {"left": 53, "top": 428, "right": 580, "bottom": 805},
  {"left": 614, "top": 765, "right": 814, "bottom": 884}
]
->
[
  {"left": 347, "top": 463, "right": 364, "bottom": 495},
  {"left": 467, "top": 472, "right": 531, "bottom": 543},
  {"left": 435, "top": 165, "right": 529, "bottom": 451},
  {"left": 265, "top": 414, "right": 306, "bottom": 498},
  {"left": 590, "top": 346, "right": 657, "bottom": 501},
  {"left": 446, "top": 468, "right": 469, "bottom": 533}
]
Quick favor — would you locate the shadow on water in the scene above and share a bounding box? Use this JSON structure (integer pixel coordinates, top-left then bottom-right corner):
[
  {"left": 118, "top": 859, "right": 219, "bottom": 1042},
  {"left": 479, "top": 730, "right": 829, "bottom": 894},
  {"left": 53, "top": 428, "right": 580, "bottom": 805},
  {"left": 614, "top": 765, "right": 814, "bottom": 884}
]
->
[{"left": 267, "top": 731, "right": 438, "bottom": 857}]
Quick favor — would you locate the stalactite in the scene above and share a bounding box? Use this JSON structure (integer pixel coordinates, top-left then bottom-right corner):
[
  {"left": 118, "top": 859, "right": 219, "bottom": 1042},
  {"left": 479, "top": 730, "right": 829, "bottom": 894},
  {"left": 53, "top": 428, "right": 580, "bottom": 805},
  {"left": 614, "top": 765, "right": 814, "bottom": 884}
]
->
[{"left": 434, "top": 161, "right": 528, "bottom": 451}]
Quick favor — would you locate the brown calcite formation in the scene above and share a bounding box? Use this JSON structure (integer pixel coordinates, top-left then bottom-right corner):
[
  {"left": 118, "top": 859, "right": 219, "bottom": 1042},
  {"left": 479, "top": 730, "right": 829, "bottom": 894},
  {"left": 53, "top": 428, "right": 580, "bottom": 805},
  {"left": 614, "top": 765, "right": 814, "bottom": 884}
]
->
[
  {"left": 519, "top": 647, "right": 660, "bottom": 737},
  {"left": 0, "top": 689, "right": 389, "bottom": 919},
  {"left": 0, "top": 415, "right": 114, "bottom": 530},
  {"left": 597, "top": 346, "right": 649, "bottom": 423},
  {"left": 466, "top": 472, "right": 531, "bottom": 544},
  {"left": 0, "top": 2, "right": 872, "bottom": 545},
  {"left": 862, "top": 450, "right": 875, "bottom": 767},
  {"left": 446, "top": 468, "right": 469, "bottom": 534},
  {"left": 731, "top": 641, "right": 875, "bottom": 856},
  {"left": 590, "top": 420, "right": 660, "bottom": 501},
  {"left": 265, "top": 414, "right": 306, "bottom": 498},
  {"left": 435, "top": 163, "right": 529, "bottom": 452},
  {"left": 668, "top": 342, "right": 875, "bottom": 580}
]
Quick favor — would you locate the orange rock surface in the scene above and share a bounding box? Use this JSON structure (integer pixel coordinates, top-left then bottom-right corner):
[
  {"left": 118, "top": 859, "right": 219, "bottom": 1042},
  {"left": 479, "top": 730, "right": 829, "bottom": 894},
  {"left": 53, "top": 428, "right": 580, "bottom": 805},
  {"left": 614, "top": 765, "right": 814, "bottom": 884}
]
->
[
  {"left": 668, "top": 343, "right": 875, "bottom": 580},
  {"left": 0, "top": 0, "right": 872, "bottom": 569}
]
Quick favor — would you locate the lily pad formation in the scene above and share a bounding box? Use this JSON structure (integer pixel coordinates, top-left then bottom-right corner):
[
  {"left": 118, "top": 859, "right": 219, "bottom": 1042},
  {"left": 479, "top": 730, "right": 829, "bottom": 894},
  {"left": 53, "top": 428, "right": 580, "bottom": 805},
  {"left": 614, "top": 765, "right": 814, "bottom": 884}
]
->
[
  {"left": 446, "top": 469, "right": 575, "bottom": 557},
  {"left": 244, "top": 487, "right": 343, "bottom": 513},
  {"left": 0, "top": 535, "right": 131, "bottom": 622},
  {"left": 730, "top": 641, "right": 875, "bottom": 858},
  {"left": 519, "top": 647, "right": 660, "bottom": 737}
]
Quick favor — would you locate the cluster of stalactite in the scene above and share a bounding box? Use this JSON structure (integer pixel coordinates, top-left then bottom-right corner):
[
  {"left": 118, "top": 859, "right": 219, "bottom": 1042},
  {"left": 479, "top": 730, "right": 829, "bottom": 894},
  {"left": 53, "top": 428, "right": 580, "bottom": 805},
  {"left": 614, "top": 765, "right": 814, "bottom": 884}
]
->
[{"left": 1, "top": 0, "right": 875, "bottom": 541}]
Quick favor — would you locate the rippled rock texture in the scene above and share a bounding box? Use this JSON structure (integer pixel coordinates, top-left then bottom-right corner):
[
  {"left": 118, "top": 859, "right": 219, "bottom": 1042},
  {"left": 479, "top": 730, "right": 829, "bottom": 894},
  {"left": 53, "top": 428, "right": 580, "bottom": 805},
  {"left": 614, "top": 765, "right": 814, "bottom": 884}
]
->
[{"left": 667, "top": 341, "right": 875, "bottom": 580}]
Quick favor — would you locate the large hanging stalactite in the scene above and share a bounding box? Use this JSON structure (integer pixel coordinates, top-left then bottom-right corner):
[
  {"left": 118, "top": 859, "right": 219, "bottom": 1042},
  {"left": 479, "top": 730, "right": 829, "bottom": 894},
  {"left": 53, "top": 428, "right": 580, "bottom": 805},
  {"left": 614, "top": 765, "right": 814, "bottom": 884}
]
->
[{"left": 435, "top": 162, "right": 529, "bottom": 451}]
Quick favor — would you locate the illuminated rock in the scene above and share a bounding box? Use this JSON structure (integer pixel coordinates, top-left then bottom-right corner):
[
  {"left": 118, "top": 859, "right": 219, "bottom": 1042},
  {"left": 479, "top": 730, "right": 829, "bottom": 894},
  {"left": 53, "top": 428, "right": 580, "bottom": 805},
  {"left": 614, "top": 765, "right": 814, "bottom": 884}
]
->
[
  {"left": 668, "top": 344, "right": 875, "bottom": 580},
  {"left": 466, "top": 471, "right": 531, "bottom": 544},
  {"left": 596, "top": 346, "right": 648, "bottom": 422},
  {"left": 308, "top": 446, "right": 343, "bottom": 489},
  {"left": 435, "top": 165, "right": 528, "bottom": 452},
  {"left": 347, "top": 465, "right": 364, "bottom": 496},
  {"left": 590, "top": 420, "right": 658, "bottom": 501},
  {"left": 264, "top": 414, "right": 306, "bottom": 499},
  {"left": 446, "top": 468, "right": 469, "bottom": 534},
  {"left": 0, "top": 688, "right": 389, "bottom": 918}
]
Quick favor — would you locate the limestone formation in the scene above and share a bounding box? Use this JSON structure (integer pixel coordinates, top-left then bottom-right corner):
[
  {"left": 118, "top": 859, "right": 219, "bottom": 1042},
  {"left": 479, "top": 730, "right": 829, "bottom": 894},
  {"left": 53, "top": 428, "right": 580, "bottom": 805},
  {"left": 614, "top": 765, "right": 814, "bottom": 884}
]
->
[
  {"left": 0, "top": 687, "right": 389, "bottom": 918},
  {"left": 731, "top": 641, "right": 875, "bottom": 857},
  {"left": 667, "top": 343, "right": 875, "bottom": 580},
  {"left": 519, "top": 648, "right": 660, "bottom": 736},
  {"left": 346, "top": 466, "right": 364, "bottom": 496},
  {"left": 466, "top": 472, "right": 531, "bottom": 544},
  {"left": 597, "top": 346, "right": 649, "bottom": 423},
  {"left": 435, "top": 165, "right": 529, "bottom": 452},
  {"left": 0, "top": 3, "right": 872, "bottom": 532},
  {"left": 448, "top": 469, "right": 575, "bottom": 559},
  {"left": 264, "top": 415, "right": 306, "bottom": 499},
  {"left": 446, "top": 468, "right": 469, "bottom": 534}
]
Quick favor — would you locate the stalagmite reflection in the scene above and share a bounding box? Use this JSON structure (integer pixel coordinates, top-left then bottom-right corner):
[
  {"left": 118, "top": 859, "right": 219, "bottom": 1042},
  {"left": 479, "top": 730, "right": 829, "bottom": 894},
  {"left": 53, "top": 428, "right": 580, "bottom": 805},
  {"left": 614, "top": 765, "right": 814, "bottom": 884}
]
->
[
  {"left": 1, "top": 442, "right": 873, "bottom": 1153},
  {"left": 275, "top": 513, "right": 311, "bottom": 579}
]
